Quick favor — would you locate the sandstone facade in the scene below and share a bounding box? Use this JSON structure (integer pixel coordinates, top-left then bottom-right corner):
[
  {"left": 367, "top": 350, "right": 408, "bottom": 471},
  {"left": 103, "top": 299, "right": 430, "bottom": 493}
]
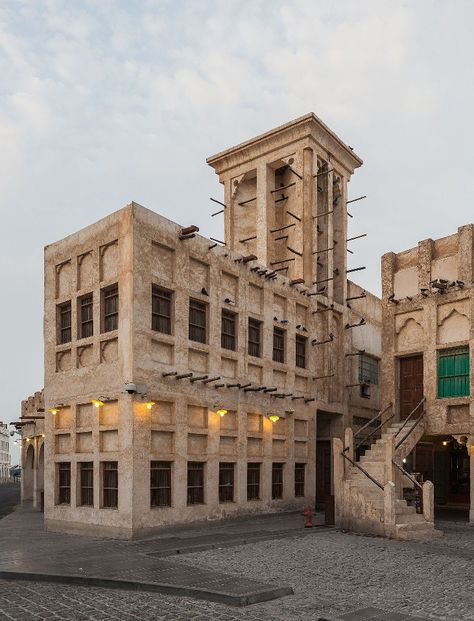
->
[{"left": 20, "top": 114, "right": 382, "bottom": 537}]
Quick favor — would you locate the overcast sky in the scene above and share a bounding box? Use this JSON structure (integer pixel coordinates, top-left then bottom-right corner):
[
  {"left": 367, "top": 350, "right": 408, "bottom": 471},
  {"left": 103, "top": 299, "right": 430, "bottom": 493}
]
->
[{"left": 2, "top": 0, "right": 474, "bottom": 460}]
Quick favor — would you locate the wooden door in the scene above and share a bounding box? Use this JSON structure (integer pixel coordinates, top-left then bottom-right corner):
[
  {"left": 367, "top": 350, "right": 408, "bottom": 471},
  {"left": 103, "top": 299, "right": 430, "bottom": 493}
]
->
[
  {"left": 316, "top": 440, "right": 331, "bottom": 506},
  {"left": 399, "top": 355, "right": 423, "bottom": 419}
]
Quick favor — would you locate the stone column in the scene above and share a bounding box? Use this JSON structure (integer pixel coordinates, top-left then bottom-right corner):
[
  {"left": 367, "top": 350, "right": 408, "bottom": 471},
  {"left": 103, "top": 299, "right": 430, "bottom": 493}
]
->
[
  {"left": 302, "top": 147, "right": 315, "bottom": 286},
  {"left": 423, "top": 480, "right": 434, "bottom": 523},
  {"left": 332, "top": 437, "right": 344, "bottom": 527},
  {"left": 384, "top": 481, "right": 396, "bottom": 537},
  {"left": 256, "top": 161, "right": 271, "bottom": 266}
]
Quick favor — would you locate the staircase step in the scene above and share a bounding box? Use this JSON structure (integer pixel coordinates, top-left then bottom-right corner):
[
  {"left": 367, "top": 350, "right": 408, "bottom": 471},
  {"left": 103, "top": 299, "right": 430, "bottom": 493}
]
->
[{"left": 395, "top": 521, "right": 443, "bottom": 540}]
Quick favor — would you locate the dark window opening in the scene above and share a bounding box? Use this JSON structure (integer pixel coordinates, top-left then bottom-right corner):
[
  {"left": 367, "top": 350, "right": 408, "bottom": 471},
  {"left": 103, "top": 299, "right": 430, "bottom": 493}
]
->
[
  {"left": 247, "top": 462, "right": 261, "bottom": 500},
  {"left": 102, "top": 461, "right": 118, "bottom": 508},
  {"left": 273, "top": 327, "right": 285, "bottom": 363},
  {"left": 58, "top": 301, "right": 71, "bottom": 344},
  {"left": 296, "top": 335, "right": 307, "bottom": 369},
  {"left": 248, "top": 318, "right": 262, "bottom": 357},
  {"left": 79, "top": 294, "right": 93, "bottom": 339},
  {"left": 80, "top": 462, "right": 93, "bottom": 506},
  {"left": 189, "top": 299, "right": 207, "bottom": 344},
  {"left": 102, "top": 284, "right": 118, "bottom": 333},
  {"left": 187, "top": 461, "right": 204, "bottom": 505},
  {"left": 218, "top": 462, "right": 234, "bottom": 503},
  {"left": 152, "top": 286, "right": 172, "bottom": 334},
  {"left": 221, "top": 310, "right": 236, "bottom": 351},
  {"left": 58, "top": 462, "right": 71, "bottom": 504},
  {"left": 151, "top": 461, "right": 172, "bottom": 507},
  {"left": 272, "top": 462, "right": 284, "bottom": 499},
  {"left": 295, "top": 463, "right": 305, "bottom": 497}
]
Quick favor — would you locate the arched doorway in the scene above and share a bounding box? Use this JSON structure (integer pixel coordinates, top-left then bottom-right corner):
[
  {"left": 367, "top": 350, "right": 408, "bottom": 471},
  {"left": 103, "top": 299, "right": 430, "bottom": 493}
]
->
[
  {"left": 22, "top": 444, "right": 35, "bottom": 502},
  {"left": 36, "top": 443, "right": 44, "bottom": 509}
]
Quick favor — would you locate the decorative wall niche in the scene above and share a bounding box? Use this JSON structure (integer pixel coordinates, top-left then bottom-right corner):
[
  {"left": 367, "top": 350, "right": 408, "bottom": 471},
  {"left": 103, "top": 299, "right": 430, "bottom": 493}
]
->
[
  {"left": 247, "top": 437, "right": 262, "bottom": 456},
  {"left": 56, "top": 350, "right": 72, "bottom": 372},
  {"left": 437, "top": 302, "right": 469, "bottom": 344},
  {"left": 77, "top": 251, "right": 94, "bottom": 291},
  {"left": 99, "top": 240, "right": 118, "bottom": 283},
  {"left": 151, "top": 242, "right": 175, "bottom": 281},
  {"left": 55, "top": 433, "right": 71, "bottom": 454},
  {"left": 221, "top": 272, "right": 238, "bottom": 303},
  {"left": 77, "top": 344, "right": 94, "bottom": 368},
  {"left": 56, "top": 260, "right": 72, "bottom": 299},
  {"left": 151, "top": 430, "right": 174, "bottom": 453},
  {"left": 187, "top": 405, "right": 208, "bottom": 429},
  {"left": 76, "top": 432, "right": 93, "bottom": 453},
  {"left": 99, "top": 401, "right": 118, "bottom": 426},
  {"left": 151, "top": 401, "right": 174, "bottom": 425},
  {"left": 247, "top": 413, "right": 262, "bottom": 434},
  {"left": 100, "top": 429, "right": 119, "bottom": 452},
  {"left": 100, "top": 338, "right": 118, "bottom": 363},
  {"left": 76, "top": 403, "right": 92, "bottom": 428},
  {"left": 272, "top": 438, "right": 286, "bottom": 457},
  {"left": 187, "top": 433, "right": 207, "bottom": 454},
  {"left": 151, "top": 340, "right": 174, "bottom": 364},
  {"left": 220, "top": 436, "right": 237, "bottom": 455},
  {"left": 189, "top": 258, "right": 210, "bottom": 291},
  {"left": 295, "top": 440, "right": 308, "bottom": 457},
  {"left": 395, "top": 313, "right": 424, "bottom": 351},
  {"left": 248, "top": 284, "right": 263, "bottom": 314}
]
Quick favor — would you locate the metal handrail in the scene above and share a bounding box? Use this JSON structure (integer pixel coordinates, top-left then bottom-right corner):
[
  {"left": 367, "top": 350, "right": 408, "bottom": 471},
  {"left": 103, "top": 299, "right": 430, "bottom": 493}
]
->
[
  {"left": 341, "top": 451, "right": 384, "bottom": 491},
  {"left": 394, "top": 397, "right": 425, "bottom": 438},
  {"left": 392, "top": 459, "right": 422, "bottom": 491},
  {"left": 395, "top": 410, "right": 425, "bottom": 450},
  {"left": 354, "top": 402, "right": 394, "bottom": 451},
  {"left": 355, "top": 402, "right": 393, "bottom": 439}
]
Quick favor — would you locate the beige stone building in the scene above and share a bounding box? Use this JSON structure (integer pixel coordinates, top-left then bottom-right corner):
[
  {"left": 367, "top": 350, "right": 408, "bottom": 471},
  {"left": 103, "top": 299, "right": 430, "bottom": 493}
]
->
[
  {"left": 20, "top": 114, "right": 382, "bottom": 537},
  {"left": 19, "top": 391, "right": 45, "bottom": 505},
  {"left": 333, "top": 225, "right": 474, "bottom": 541},
  {"left": 381, "top": 226, "right": 474, "bottom": 521},
  {"left": 0, "top": 423, "right": 11, "bottom": 481}
]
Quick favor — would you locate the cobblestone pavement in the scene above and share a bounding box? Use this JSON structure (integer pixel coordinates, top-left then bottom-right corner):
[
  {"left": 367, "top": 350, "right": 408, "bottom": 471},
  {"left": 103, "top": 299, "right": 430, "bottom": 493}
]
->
[{"left": 0, "top": 518, "right": 473, "bottom": 620}]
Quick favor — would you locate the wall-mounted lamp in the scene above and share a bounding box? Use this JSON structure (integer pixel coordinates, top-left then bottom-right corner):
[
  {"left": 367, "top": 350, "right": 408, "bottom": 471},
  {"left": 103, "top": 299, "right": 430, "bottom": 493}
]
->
[
  {"left": 268, "top": 415, "right": 280, "bottom": 423},
  {"left": 442, "top": 440, "right": 448, "bottom": 446},
  {"left": 216, "top": 408, "right": 228, "bottom": 417},
  {"left": 91, "top": 399, "right": 105, "bottom": 408},
  {"left": 144, "top": 401, "right": 156, "bottom": 410},
  {"left": 41, "top": 433, "right": 45, "bottom": 438},
  {"left": 48, "top": 408, "right": 60, "bottom": 415}
]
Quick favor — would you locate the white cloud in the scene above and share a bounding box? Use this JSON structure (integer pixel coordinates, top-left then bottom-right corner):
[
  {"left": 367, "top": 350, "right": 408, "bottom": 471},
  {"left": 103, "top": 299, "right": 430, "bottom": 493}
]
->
[{"left": 1, "top": 0, "right": 474, "bottom": 439}]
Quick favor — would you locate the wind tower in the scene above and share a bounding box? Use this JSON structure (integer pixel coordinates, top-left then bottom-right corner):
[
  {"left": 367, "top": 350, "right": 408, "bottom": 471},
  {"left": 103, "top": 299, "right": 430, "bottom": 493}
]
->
[{"left": 207, "top": 113, "right": 363, "bottom": 303}]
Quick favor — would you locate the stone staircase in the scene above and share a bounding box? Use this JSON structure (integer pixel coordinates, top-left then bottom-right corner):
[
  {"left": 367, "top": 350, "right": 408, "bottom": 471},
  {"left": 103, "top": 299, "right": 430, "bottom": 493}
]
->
[{"left": 334, "top": 415, "right": 443, "bottom": 540}]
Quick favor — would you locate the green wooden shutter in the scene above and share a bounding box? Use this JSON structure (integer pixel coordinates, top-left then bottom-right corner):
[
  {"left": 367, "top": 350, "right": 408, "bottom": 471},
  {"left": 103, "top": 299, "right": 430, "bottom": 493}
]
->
[{"left": 437, "top": 347, "right": 470, "bottom": 398}]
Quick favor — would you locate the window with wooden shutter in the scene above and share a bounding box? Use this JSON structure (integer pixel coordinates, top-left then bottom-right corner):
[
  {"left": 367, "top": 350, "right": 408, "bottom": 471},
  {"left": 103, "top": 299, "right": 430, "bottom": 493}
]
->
[{"left": 437, "top": 346, "right": 470, "bottom": 398}]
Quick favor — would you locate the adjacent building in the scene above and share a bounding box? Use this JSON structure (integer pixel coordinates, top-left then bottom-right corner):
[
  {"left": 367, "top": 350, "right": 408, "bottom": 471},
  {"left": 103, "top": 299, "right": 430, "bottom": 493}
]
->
[
  {"left": 381, "top": 226, "right": 474, "bottom": 521},
  {"left": 19, "top": 113, "right": 382, "bottom": 537},
  {"left": 0, "top": 423, "right": 11, "bottom": 482}
]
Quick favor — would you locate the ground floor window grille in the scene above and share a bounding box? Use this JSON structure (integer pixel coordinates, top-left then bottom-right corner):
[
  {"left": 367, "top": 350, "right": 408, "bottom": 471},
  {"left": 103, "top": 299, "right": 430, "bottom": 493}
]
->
[
  {"left": 272, "top": 463, "right": 284, "bottom": 499},
  {"left": 79, "top": 462, "right": 93, "bottom": 506},
  {"left": 151, "top": 461, "right": 172, "bottom": 507},
  {"left": 102, "top": 461, "right": 118, "bottom": 508},
  {"left": 295, "top": 463, "right": 305, "bottom": 497},
  {"left": 247, "top": 463, "right": 261, "bottom": 500},
  {"left": 187, "top": 461, "right": 204, "bottom": 505},
  {"left": 219, "top": 462, "right": 234, "bottom": 502},
  {"left": 58, "top": 462, "right": 71, "bottom": 504}
]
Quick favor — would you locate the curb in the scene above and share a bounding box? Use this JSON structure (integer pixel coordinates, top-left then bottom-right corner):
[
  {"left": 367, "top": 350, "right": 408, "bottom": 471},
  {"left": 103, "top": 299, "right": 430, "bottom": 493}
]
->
[
  {"left": 149, "top": 525, "right": 331, "bottom": 557},
  {"left": 0, "top": 571, "right": 293, "bottom": 607}
]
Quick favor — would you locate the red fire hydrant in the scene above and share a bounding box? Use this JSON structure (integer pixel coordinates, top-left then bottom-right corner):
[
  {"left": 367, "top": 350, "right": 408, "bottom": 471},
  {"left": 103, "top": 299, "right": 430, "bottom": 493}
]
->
[{"left": 303, "top": 505, "right": 313, "bottom": 528}]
